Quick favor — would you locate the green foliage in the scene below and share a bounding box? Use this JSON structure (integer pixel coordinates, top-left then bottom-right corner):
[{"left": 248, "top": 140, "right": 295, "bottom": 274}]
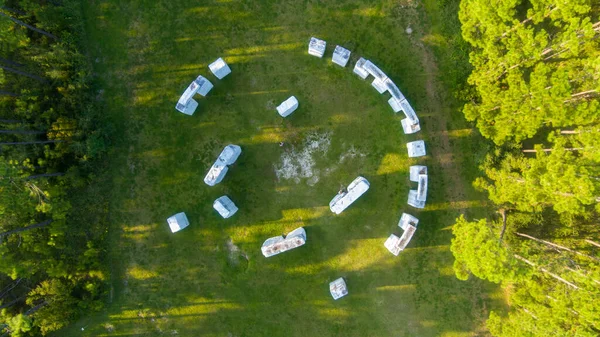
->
[
  {"left": 26, "top": 279, "right": 77, "bottom": 335},
  {"left": 457, "top": 0, "right": 600, "bottom": 334},
  {"left": 5, "top": 314, "right": 33, "bottom": 337},
  {"left": 453, "top": 212, "right": 600, "bottom": 336},
  {"left": 475, "top": 142, "right": 600, "bottom": 216},
  {"left": 459, "top": 0, "right": 599, "bottom": 145},
  {"left": 450, "top": 215, "right": 522, "bottom": 283},
  {"left": 0, "top": 0, "right": 110, "bottom": 335}
]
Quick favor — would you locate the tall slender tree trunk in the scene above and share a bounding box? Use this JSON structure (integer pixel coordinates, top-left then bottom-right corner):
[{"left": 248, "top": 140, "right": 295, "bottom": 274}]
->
[
  {"left": 0, "top": 140, "right": 62, "bottom": 145},
  {"left": 515, "top": 232, "right": 600, "bottom": 262},
  {"left": 0, "top": 64, "right": 46, "bottom": 83},
  {"left": 0, "top": 219, "right": 52, "bottom": 238},
  {"left": 0, "top": 296, "right": 25, "bottom": 309},
  {"left": 0, "top": 129, "right": 45, "bottom": 135},
  {"left": 521, "top": 307, "right": 538, "bottom": 320},
  {"left": 522, "top": 148, "right": 584, "bottom": 153},
  {"left": 24, "top": 300, "right": 48, "bottom": 316},
  {"left": 0, "top": 57, "right": 23, "bottom": 68},
  {"left": 0, "top": 90, "right": 18, "bottom": 97},
  {"left": 585, "top": 239, "right": 600, "bottom": 248},
  {"left": 498, "top": 6, "right": 557, "bottom": 39},
  {"left": 0, "top": 6, "right": 26, "bottom": 16},
  {"left": 564, "top": 90, "right": 599, "bottom": 103},
  {"left": 0, "top": 278, "right": 22, "bottom": 299},
  {"left": 24, "top": 172, "right": 64, "bottom": 180},
  {"left": 498, "top": 209, "right": 508, "bottom": 242},
  {"left": 0, "top": 11, "right": 58, "bottom": 40},
  {"left": 513, "top": 254, "right": 580, "bottom": 289},
  {"left": 564, "top": 266, "right": 600, "bottom": 285}
]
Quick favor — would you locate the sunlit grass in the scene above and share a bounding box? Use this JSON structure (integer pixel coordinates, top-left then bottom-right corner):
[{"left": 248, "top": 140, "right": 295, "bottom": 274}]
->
[{"left": 62, "top": 0, "right": 504, "bottom": 336}]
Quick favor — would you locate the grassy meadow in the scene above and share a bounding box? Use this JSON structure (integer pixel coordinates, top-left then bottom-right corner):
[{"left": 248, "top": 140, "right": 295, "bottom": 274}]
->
[{"left": 60, "top": 0, "right": 504, "bottom": 336}]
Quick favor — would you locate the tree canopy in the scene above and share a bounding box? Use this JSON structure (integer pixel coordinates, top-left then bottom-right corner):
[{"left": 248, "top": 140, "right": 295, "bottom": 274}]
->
[
  {"left": 455, "top": 0, "right": 600, "bottom": 336},
  {"left": 0, "top": 1, "right": 110, "bottom": 335}
]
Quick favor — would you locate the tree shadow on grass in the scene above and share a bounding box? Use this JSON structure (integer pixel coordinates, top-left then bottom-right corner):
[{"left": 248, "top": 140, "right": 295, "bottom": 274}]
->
[{"left": 65, "top": 0, "right": 505, "bottom": 336}]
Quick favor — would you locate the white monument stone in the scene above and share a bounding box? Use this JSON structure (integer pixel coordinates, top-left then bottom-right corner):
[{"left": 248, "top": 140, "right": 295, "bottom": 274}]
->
[
  {"left": 276, "top": 96, "right": 299, "bottom": 117},
  {"left": 213, "top": 196, "right": 238, "bottom": 219},
  {"left": 409, "top": 166, "right": 427, "bottom": 182},
  {"left": 167, "top": 212, "right": 190, "bottom": 233},
  {"left": 308, "top": 37, "right": 326, "bottom": 58},
  {"left": 384, "top": 234, "right": 403, "bottom": 256},
  {"left": 329, "top": 176, "right": 370, "bottom": 215},
  {"left": 384, "top": 222, "right": 417, "bottom": 256},
  {"left": 204, "top": 145, "right": 242, "bottom": 186},
  {"left": 175, "top": 75, "right": 214, "bottom": 115},
  {"left": 353, "top": 57, "right": 369, "bottom": 79},
  {"left": 371, "top": 78, "right": 387, "bottom": 94},
  {"left": 388, "top": 97, "right": 402, "bottom": 113},
  {"left": 407, "top": 140, "right": 426, "bottom": 158},
  {"left": 401, "top": 118, "right": 421, "bottom": 134},
  {"left": 399, "top": 99, "right": 418, "bottom": 122},
  {"left": 261, "top": 227, "right": 307, "bottom": 257},
  {"left": 408, "top": 189, "right": 425, "bottom": 209},
  {"left": 363, "top": 60, "right": 388, "bottom": 82},
  {"left": 329, "top": 277, "right": 348, "bottom": 300},
  {"left": 385, "top": 79, "right": 405, "bottom": 102},
  {"left": 332, "top": 45, "right": 351, "bottom": 67},
  {"left": 208, "top": 57, "right": 231, "bottom": 79},
  {"left": 398, "top": 213, "right": 419, "bottom": 230}
]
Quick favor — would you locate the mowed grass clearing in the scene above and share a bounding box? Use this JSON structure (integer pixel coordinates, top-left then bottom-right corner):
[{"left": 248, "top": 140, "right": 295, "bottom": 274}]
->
[{"left": 61, "top": 1, "right": 504, "bottom": 336}]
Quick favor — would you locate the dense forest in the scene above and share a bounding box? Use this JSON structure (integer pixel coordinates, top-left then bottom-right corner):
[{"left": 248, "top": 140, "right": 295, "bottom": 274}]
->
[
  {"left": 0, "top": 0, "right": 110, "bottom": 335},
  {"left": 451, "top": 0, "right": 600, "bottom": 336}
]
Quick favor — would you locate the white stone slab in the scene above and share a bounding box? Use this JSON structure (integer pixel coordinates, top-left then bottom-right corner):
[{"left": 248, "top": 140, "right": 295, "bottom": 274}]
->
[
  {"left": 213, "top": 196, "right": 238, "bottom": 219},
  {"left": 195, "top": 75, "right": 214, "bottom": 96},
  {"left": 398, "top": 213, "right": 419, "bottom": 230},
  {"left": 329, "top": 278, "right": 348, "bottom": 300},
  {"left": 353, "top": 57, "right": 369, "bottom": 79},
  {"left": 208, "top": 58, "right": 231, "bottom": 79},
  {"left": 261, "top": 227, "right": 307, "bottom": 257},
  {"left": 401, "top": 118, "right": 421, "bottom": 134},
  {"left": 167, "top": 212, "right": 190, "bottom": 233},
  {"left": 329, "top": 176, "right": 370, "bottom": 215},
  {"left": 385, "top": 79, "right": 405, "bottom": 101},
  {"left": 332, "top": 45, "right": 351, "bottom": 67},
  {"left": 408, "top": 189, "right": 425, "bottom": 209},
  {"left": 276, "top": 96, "right": 299, "bottom": 117},
  {"left": 308, "top": 37, "right": 326, "bottom": 57},
  {"left": 176, "top": 99, "right": 198, "bottom": 115},
  {"left": 407, "top": 140, "right": 426, "bottom": 158},
  {"left": 399, "top": 99, "right": 418, "bottom": 123},
  {"left": 363, "top": 60, "right": 388, "bottom": 81},
  {"left": 371, "top": 78, "right": 387, "bottom": 94},
  {"left": 388, "top": 97, "right": 402, "bottom": 113},
  {"left": 385, "top": 234, "right": 402, "bottom": 256},
  {"left": 409, "top": 166, "right": 427, "bottom": 182},
  {"left": 204, "top": 145, "right": 242, "bottom": 186}
]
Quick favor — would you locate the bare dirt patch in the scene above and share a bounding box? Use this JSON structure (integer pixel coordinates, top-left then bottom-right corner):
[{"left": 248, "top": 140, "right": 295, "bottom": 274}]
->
[
  {"left": 338, "top": 145, "right": 366, "bottom": 164},
  {"left": 273, "top": 131, "right": 332, "bottom": 184},
  {"left": 226, "top": 238, "right": 248, "bottom": 270}
]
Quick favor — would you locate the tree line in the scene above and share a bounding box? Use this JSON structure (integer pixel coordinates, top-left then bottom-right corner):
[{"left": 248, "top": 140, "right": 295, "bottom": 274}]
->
[
  {"left": 0, "top": 0, "right": 111, "bottom": 336},
  {"left": 452, "top": 0, "right": 600, "bottom": 335}
]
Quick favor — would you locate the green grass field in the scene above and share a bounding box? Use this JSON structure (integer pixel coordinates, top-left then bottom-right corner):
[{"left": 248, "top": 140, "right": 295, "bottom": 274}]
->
[{"left": 61, "top": 0, "right": 505, "bottom": 336}]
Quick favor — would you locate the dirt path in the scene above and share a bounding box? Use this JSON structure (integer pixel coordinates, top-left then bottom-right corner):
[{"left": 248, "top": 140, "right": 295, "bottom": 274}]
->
[{"left": 406, "top": 13, "right": 469, "bottom": 210}]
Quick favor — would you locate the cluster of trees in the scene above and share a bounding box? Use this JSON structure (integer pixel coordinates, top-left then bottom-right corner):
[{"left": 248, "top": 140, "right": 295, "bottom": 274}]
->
[
  {"left": 452, "top": 0, "right": 600, "bottom": 335},
  {"left": 0, "top": 1, "right": 111, "bottom": 336}
]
